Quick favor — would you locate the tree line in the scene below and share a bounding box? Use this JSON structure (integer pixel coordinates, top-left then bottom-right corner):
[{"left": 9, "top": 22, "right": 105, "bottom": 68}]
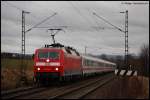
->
[{"left": 95, "top": 44, "right": 149, "bottom": 77}]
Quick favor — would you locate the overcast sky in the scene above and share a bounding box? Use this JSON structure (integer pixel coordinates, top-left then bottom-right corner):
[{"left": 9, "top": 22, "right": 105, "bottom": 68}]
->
[{"left": 1, "top": 1, "right": 149, "bottom": 56}]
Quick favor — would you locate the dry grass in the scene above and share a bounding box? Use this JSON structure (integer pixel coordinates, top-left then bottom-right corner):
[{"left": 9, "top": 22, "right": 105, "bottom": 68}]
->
[
  {"left": 1, "top": 68, "right": 19, "bottom": 90},
  {"left": 1, "top": 68, "right": 34, "bottom": 90},
  {"left": 112, "top": 76, "right": 149, "bottom": 99},
  {"left": 1, "top": 58, "right": 34, "bottom": 90},
  {"left": 1, "top": 58, "right": 34, "bottom": 70},
  {"left": 84, "top": 76, "right": 149, "bottom": 99},
  {"left": 136, "top": 76, "right": 149, "bottom": 98}
]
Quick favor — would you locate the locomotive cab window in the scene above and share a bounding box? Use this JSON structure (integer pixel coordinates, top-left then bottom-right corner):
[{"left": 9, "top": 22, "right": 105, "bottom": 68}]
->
[
  {"left": 38, "top": 52, "right": 48, "bottom": 59},
  {"left": 38, "top": 51, "right": 59, "bottom": 59},
  {"left": 48, "top": 52, "right": 59, "bottom": 59}
]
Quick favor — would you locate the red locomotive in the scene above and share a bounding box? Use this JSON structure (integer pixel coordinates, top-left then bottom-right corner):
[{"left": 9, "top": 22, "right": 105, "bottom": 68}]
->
[{"left": 33, "top": 43, "right": 116, "bottom": 83}]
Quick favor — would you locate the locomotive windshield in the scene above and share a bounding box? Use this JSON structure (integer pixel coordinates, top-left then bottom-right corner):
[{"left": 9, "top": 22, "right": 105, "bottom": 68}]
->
[{"left": 38, "top": 51, "right": 59, "bottom": 59}]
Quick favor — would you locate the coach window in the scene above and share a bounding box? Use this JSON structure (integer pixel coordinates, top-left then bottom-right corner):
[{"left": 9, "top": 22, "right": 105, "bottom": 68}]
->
[
  {"left": 87, "top": 60, "right": 89, "bottom": 66},
  {"left": 98, "top": 62, "right": 100, "bottom": 66},
  {"left": 93, "top": 61, "right": 95, "bottom": 66},
  {"left": 88, "top": 60, "right": 91, "bottom": 66},
  {"left": 99, "top": 63, "right": 102, "bottom": 66},
  {"left": 84, "top": 59, "right": 86, "bottom": 66},
  {"left": 92, "top": 61, "right": 94, "bottom": 66},
  {"left": 83, "top": 59, "right": 85, "bottom": 66},
  {"left": 84, "top": 59, "right": 87, "bottom": 66},
  {"left": 89, "top": 60, "right": 91, "bottom": 66},
  {"left": 102, "top": 63, "right": 105, "bottom": 67},
  {"left": 95, "top": 62, "right": 98, "bottom": 66},
  {"left": 90, "top": 61, "right": 93, "bottom": 66},
  {"left": 99, "top": 62, "right": 101, "bottom": 66},
  {"left": 102, "top": 63, "right": 104, "bottom": 66},
  {"left": 108, "top": 64, "right": 110, "bottom": 67},
  {"left": 91, "top": 60, "right": 93, "bottom": 66},
  {"left": 94, "top": 61, "right": 96, "bottom": 66},
  {"left": 97, "top": 62, "right": 99, "bottom": 66},
  {"left": 85, "top": 59, "right": 88, "bottom": 66},
  {"left": 94, "top": 62, "right": 96, "bottom": 66},
  {"left": 89, "top": 61, "right": 91, "bottom": 66},
  {"left": 88, "top": 60, "right": 90, "bottom": 66},
  {"left": 85, "top": 59, "right": 87, "bottom": 66},
  {"left": 106, "top": 64, "right": 108, "bottom": 67},
  {"left": 102, "top": 63, "right": 105, "bottom": 66}
]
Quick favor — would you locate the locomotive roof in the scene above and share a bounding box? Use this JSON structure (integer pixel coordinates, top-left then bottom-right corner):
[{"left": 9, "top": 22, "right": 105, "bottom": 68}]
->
[
  {"left": 81, "top": 54, "right": 116, "bottom": 65},
  {"left": 37, "top": 43, "right": 80, "bottom": 56}
]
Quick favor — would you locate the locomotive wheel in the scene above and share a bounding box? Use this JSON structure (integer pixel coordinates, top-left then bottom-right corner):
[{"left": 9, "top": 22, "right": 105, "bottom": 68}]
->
[{"left": 33, "top": 77, "right": 40, "bottom": 87}]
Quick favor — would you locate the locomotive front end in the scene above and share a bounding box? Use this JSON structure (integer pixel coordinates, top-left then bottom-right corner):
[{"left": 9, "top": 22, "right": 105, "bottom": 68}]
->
[{"left": 34, "top": 48, "right": 63, "bottom": 82}]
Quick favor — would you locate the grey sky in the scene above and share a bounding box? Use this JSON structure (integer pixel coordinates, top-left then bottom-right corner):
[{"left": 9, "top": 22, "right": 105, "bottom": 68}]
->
[{"left": 1, "top": 1, "right": 149, "bottom": 56}]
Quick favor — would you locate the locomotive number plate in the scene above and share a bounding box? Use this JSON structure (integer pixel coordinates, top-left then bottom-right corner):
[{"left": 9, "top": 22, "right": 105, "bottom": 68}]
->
[{"left": 45, "top": 63, "right": 50, "bottom": 66}]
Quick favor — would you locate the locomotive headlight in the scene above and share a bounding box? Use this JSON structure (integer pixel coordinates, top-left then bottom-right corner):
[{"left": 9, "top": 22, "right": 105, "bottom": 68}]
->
[
  {"left": 46, "top": 59, "right": 50, "bottom": 62},
  {"left": 37, "top": 67, "right": 40, "bottom": 71},
  {"left": 55, "top": 68, "right": 58, "bottom": 71}
]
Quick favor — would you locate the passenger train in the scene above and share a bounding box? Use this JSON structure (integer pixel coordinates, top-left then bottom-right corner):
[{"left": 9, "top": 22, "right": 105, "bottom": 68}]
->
[{"left": 33, "top": 43, "right": 116, "bottom": 83}]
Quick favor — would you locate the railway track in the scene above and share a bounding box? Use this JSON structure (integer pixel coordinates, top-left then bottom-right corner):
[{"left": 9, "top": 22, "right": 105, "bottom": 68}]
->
[
  {"left": 2, "top": 73, "right": 115, "bottom": 99},
  {"left": 49, "top": 75, "right": 115, "bottom": 99},
  {"left": 1, "top": 86, "right": 47, "bottom": 99}
]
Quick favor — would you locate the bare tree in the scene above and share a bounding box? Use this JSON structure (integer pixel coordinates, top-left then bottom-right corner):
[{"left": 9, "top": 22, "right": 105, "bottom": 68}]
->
[{"left": 139, "top": 44, "right": 149, "bottom": 76}]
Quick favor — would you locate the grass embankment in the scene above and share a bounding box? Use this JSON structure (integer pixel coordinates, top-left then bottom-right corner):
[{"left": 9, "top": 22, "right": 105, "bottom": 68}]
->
[
  {"left": 114, "top": 76, "right": 149, "bottom": 99},
  {"left": 85, "top": 76, "right": 149, "bottom": 99},
  {"left": 1, "top": 58, "right": 34, "bottom": 90}
]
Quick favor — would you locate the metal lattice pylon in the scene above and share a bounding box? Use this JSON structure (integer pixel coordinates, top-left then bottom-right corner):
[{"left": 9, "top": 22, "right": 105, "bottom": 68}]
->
[
  {"left": 125, "top": 10, "right": 128, "bottom": 68},
  {"left": 18, "top": 10, "right": 29, "bottom": 86}
]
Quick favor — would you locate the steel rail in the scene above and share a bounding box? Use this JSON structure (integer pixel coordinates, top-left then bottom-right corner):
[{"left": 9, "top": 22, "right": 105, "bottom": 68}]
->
[
  {"left": 1, "top": 86, "right": 46, "bottom": 99},
  {"left": 49, "top": 74, "right": 114, "bottom": 99}
]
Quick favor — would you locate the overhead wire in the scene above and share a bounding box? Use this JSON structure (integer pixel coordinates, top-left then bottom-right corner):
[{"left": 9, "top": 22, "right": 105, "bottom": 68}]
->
[
  {"left": 76, "top": 1, "right": 100, "bottom": 32},
  {"left": 33, "top": 2, "right": 68, "bottom": 32},
  {"left": 68, "top": 1, "right": 98, "bottom": 32},
  {"left": 2, "top": 1, "right": 41, "bottom": 26},
  {"left": 86, "top": 8, "right": 104, "bottom": 32},
  {"left": 90, "top": 9, "right": 118, "bottom": 30},
  {"left": 2, "top": 1, "right": 60, "bottom": 33},
  {"left": 93, "top": 12, "right": 125, "bottom": 33},
  {"left": 25, "top": 13, "right": 57, "bottom": 33},
  {"left": 3, "top": 1, "right": 23, "bottom": 11}
]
